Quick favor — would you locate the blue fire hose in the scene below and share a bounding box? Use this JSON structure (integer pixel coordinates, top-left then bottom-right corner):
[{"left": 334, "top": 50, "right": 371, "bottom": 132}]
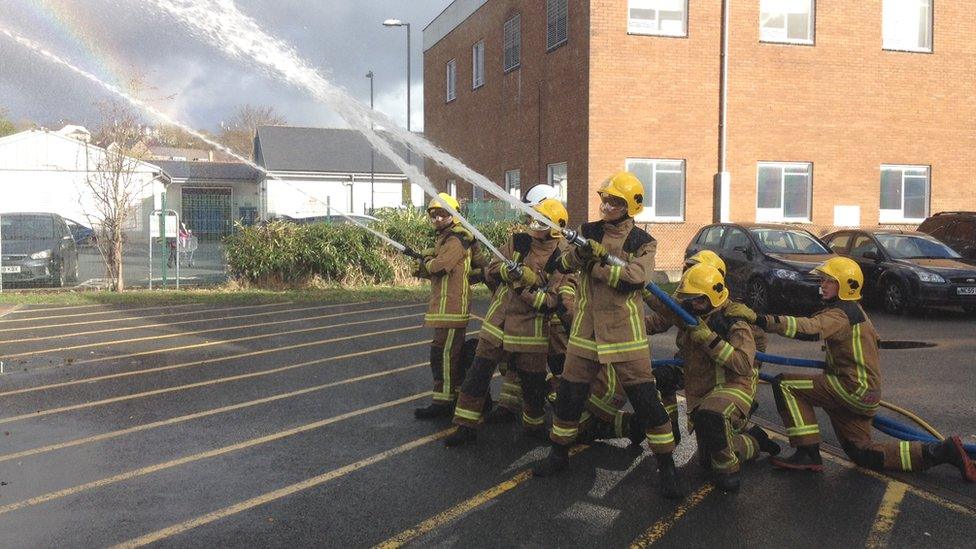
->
[{"left": 643, "top": 279, "right": 976, "bottom": 456}]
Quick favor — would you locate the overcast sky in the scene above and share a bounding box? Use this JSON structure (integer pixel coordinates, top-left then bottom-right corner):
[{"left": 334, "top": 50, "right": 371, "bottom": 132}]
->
[{"left": 0, "top": 0, "right": 451, "bottom": 132}]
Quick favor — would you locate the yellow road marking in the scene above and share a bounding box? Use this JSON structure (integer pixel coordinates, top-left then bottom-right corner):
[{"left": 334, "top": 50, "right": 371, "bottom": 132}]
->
[
  {"left": 0, "top": 301, "right": 306, "bottom": 335},
  {"left": 0, "top": 302, "right": 207, "bottom": 323},
  {"left": 0, "top": 318, "right": 425, "bottom": 397},
  {"left": 629, "top": 484, "right": 715, "bottom": 548},
  {"left": 112, "top": 428, "right": 454, "bottom": 549},
  {"left": 0, "top": 362, "right": 428, "bottom": 463},
  {"left": 0, "top": 326, "right": 424, "bottom": 424},
  {"left": 2, "top": 303, "right": 422, "bottom": 359},
  {"left": 864, "top": 481, "right": 908, "bottom": 549},
  {"left": 5, "top": 301, "right": 393, "bottom": 343},
  {"left": 374, "top": 445, "right": 587, "bottom": 549},
  {"left": 0, "top": 392, "right": 431, "bottom": 517}
]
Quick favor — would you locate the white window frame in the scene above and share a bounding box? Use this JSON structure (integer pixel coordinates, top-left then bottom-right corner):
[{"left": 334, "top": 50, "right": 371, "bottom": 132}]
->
[
  {"left": 627, "top": 0, "right": 688, "bottom": 38},
  {"left": 882, "top": 0, "right": 933, "bottom": 53},
  {"left": 626, "top": 158, "right": 686, "bottom": 222},
  {"left": 505, "top": 169, "right": 521, "bottom": 199},
  {"left": 446, "top": 59, "right": 456, "bottom": 102},
  {"left": 472, "top": 40, "right": 485, "bottom": 89},
  {"left": 503, "top": 14, "right": 521, "bottom": 72},
  {"left": 448, "top": 180, "right": 457, "bottom": 199},
  {"left": 546, "top": 0, "right": 569, "bottom": 52},
  {"left": 759, "top": 0, "right": 815, "bottom": 45},
  {"left": 756, "top": 162, "right": 813, "bottom": 223},
  {"left": 879, "top": 164, "right": 930, "bottom": 223},
  {"left": 547, "top": 162, "right": 568, "bottom": 203}
]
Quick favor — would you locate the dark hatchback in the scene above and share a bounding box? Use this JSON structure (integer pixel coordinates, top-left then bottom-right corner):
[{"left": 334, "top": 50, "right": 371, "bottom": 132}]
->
[
  {"left": 917, "top": 211, "right": 976, "bottom": 261},
  {"left": 823, "top": 229, "right": 976, "bottom": 314},
  {"left": 0, "top": 212, "right": 79, "bottom": 287},
  {"left": 686, "top": 223, "right": 837, "bottom": 313}
]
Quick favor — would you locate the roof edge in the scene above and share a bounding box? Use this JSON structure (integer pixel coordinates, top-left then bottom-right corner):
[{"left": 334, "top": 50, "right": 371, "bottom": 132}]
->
[{"left": 423, "top": 0, "right": 489, "bottom": 52}]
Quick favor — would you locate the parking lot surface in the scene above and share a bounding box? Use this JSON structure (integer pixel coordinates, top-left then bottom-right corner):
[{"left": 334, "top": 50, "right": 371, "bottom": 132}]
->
[{"left": 0, "top": 299, "right": 973, "bottom": 547}]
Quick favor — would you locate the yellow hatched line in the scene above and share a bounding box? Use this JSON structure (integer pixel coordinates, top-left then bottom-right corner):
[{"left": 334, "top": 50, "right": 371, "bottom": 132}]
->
[
  {"left": 0, "top": 302, "right": 207, "bottom": 323},
  {"left": 0, "top": 362, "right": 428, "bottom": 463},
  {"left": 864, "top": 481, "right": 908, "bottom": 549},
  {"left": 0, "top": 301, "right": 310, "bottom": 335},
  {"left": 0, "top": 325, "right": 424, "bottom": 424},
  {"left": 112, "top": 428, "right": 455, "bottom": 549},
  {"left": 0, "top": 393, "right": 432, "bottom": 517},
  {"left": 629, "top": 484, "right": 715, "bottom": 548},
  {"left": 2, "top": 302, "right": 422, "bottom": 359}
]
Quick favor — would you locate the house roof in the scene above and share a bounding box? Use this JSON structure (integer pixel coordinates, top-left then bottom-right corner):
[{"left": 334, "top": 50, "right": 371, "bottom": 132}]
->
[
  {"left": 254, "top": 126, "right": 413, "bottom": 175},
  {"left": 147, "top": 146, "right": 212, "bottom": 160},
  {"left": 152, "top": 160, "right": 261, "bottom": 182}
]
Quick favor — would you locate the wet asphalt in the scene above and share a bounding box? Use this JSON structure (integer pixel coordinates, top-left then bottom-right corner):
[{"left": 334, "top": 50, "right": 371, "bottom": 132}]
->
[{"left": 0, "top": 299, "right": 973, "bottom": 548}]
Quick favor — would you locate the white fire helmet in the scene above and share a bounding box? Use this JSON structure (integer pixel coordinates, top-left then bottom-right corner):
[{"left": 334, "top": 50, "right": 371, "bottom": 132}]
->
[{"left": 522, "top": 184, "right": 559, "bottom": 207}]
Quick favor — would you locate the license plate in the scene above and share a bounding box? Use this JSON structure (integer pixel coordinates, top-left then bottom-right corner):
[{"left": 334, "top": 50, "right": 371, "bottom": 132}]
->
[
  {"left": 0, "top": 266, "right": 21, "bottom": 274},
  {"left": 957, "top": 287, "right": 976, "bottom": 295}
]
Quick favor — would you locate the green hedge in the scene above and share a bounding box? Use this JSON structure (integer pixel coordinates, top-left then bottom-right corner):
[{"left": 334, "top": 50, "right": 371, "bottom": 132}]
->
[{"left": 225, "top": 210, "right": 521, "bottom": 287}]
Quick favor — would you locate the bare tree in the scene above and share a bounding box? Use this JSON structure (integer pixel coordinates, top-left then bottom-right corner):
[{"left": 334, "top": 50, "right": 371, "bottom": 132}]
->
[
  {"left": 218, "top": 104, "right": 287, "bottom": 158},
  {"left": 83, "top": 101, "right": 155, "bottom": 292}
]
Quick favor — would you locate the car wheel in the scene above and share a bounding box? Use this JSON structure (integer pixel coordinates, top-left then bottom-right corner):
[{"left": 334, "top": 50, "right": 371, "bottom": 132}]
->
[
  {"left": 747, "top": 278, "right": 769, "bottom": 313},
  {"left": 882, "top": 279, "right": 907, "bottom": 314}
]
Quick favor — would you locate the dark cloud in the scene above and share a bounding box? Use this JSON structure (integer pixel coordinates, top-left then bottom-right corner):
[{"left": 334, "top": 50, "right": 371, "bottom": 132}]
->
[{"left": 0, "top": 0, "right": 449, "bottom": 131}]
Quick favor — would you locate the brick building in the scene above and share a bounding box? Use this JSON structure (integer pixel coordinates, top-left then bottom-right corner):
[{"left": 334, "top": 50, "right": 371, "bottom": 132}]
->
[{"left": 423, "top": 0, "right": 975, "bottom": 271}]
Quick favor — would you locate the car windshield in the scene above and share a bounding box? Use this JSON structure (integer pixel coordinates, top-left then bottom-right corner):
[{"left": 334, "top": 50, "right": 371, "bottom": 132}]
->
[
  {"left": 0, "top": 215, "right": 56, "bottom": 240},
  {"left": 875, "top": 234, "right": 961, "bottom": 259},
  {"left": 749, "top": 228, "right": 829, "bottom": 254}
]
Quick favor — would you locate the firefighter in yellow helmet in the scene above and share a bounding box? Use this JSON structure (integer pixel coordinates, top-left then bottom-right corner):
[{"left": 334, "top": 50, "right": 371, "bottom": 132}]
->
[
  {"left": 643, "top": 264, "right": 779, "bottom": 491},
  {"left": 724, "top": 257, "right": 975, "bottom": 481},
  {"left": 444, "top": 199, "right": 577, "bottom": 445},
  {"left": 413, "top": 193, "right": 479, "bottom": 419},
  {"left": 533, "top": 172, "right": 685, "bottom": 500}
]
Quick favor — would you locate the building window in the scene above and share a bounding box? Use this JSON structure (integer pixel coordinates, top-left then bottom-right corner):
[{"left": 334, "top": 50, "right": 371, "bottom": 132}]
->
[
  {"left": 626, "top": 158, "right": 685, "bottom": 222},
  {"left": 756, "top": 162, "right": 812, "bottom": 222},
  {"left": 448, "top": 180, "right": 457, "bottom": 199},
  {"left": 547, "top": 162, "right": 568, "bottom": 202},
  {"left": 446, "top": 59, "right": 456, "bottom": 102},
  {"left": 883, "top": 0, "right": 932, "bottom": 52},
  {"left": 760, "top": 0, "right": 815, "bottom": 44},
  {"left": 546, "top": 0, "right": 569, "bottom": 51},
  {"left": 503, "top": 15, "right": 521, "bottom": 72},
  {"left": 505, "top": 169, "right": 521, "bottom": 199},
  {"left": 880, "top": 165, "right": 929, "bottom": 222},
  {"left": 628, "top": 0, "right": 688, "bottom": 37},
  {"left": 472, "top": 41, "right": 485, "bottom": 89}
]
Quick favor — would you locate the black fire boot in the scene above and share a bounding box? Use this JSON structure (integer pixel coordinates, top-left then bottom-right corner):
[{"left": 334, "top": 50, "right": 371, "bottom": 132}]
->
[
  {"left": 922, "top": 436, "right": 976, "bottom": 482},
  {"left": 532, "top": 443, "right": 570, "bottom": 477},
  {"left": 713, "top": 470, "right": 741, "bottom": 492},
  {"left": 414, "top": 403, "right": 453, "bottom": 420},
  {"left": 770, "top": 444, "right": 823, "bottom": 472},
  {"left": 485, "top": 406, "right": 517, "bottom": 424},
  {"left": 748, "top": 425, "right": 782, "bottom": 457},
  {"left": 444, "top": 425, "right": 478, "bottom": 448},
  {"left": 656, "top": 452, "right": 686, "bottom": 500}
]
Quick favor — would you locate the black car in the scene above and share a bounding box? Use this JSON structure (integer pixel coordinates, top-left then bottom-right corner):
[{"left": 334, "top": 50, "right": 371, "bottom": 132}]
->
[
  {"left": 823, "top": 229, "right": 976, "bottom": 314},
  {"left": 686, "top": 223, "right": 837, "bottom": 313},
  {"left": 917, "top": 211, "right": 976, "bottom": 261},
  {"left": 0, "top": 212, "right": 79, "bottom": 287}
]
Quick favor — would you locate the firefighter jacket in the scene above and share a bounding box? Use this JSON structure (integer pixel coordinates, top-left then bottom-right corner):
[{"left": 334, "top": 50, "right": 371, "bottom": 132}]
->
[
  {"left": 760, "top": 301, "right": 882, "bottom": 414},
  {"left": 644, "top": 295, "right": 759, "bottom": 415},
  {"left": 558, "top": 217, "right": 655, "bottom": 364},
  {"left": 480, "top": 233, "right": 574, "bottom": 353},
  {"left": 421, "top": 223, "right": 474, "bottom": 329}
]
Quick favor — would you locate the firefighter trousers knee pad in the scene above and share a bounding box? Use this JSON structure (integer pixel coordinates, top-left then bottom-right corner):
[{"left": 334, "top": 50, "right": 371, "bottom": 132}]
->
[
  {"left": 692, "top": 409, "right": 729, "bottom": 453},
  {"left": 429, "top": 346, "right": 445, "bottom": 382},
  {"left": 624, "top": 383, "right": 670, "bottom": 428},
  {"left": 554, "top": 380, "right": 590, "bottom": 422},
  {"left": 840, "top": 439, "right": 885, "bottom": 470},
  {"left": 457, "top": 339, "right": 478, "bottom": 381},
  {"left": 547, "top": 354, "right": 566, "bottom": 376},
  {"left": 519, "top": 371, "right": 549, "bottom": 408},
  {"left": 459, "top": 356, "right": 497, "bottom": 396},
  {"left": 770, "top": 374, "right": 788, "bottom": 413}
]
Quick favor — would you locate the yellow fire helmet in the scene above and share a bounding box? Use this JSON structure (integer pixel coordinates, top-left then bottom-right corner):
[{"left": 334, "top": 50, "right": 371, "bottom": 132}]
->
[
  {"left": 812, "top": 256, "right": 864, "bottom": 301},
  {"left": 530, "top": 198, "right": 569, "bottom": 237},
  {"left": 597, "top": 171, "right": 645, "bottom": 217},
  {"left": 426, "top": 192, "right": 460, "bottom": 221},
  {"left": 676, "top": 263, "right": 729, "bottom": 308},
  {"left": 685, "top": 250, "right": 727, "bottom": 277}
]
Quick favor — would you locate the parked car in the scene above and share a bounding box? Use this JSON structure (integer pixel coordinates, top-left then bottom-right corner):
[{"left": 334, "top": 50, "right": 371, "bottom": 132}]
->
[
  {"left": 823, "top": 228, "right": 976, "bottom": 314},
  {"left": 65, "top": 218, "right": 97, "bottom": 247},
  {"left": 685, "top": 223, "right": 837, "bottom": 313},
  {"left": 916, "top": 211, "right": 976, "bottom": 261},
  {"left": 0, "top": 212, "right": 79, "bottom": 287}
]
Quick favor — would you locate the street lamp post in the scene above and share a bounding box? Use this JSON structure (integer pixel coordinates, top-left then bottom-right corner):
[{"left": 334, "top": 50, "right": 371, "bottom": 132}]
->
[
  {"left": 366, "top": 70, "right": 375, "bottom": 212},
  {"left": 382, "top": 19, "right": 411, "bottom": 135}
]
